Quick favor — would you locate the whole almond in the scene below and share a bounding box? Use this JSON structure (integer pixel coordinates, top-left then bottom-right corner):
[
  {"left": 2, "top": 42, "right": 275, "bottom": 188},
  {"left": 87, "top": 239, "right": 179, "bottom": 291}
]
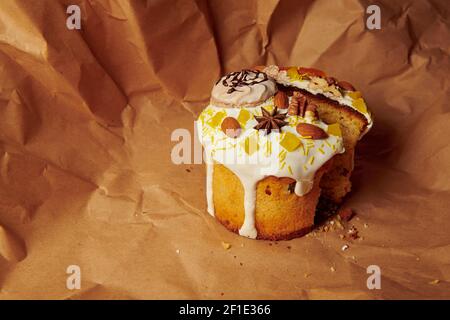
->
[
  {"left": 221, "top": 117, "right": 241, "bottom": 138},
  {"left": 298, "top": 67, "right": 326, "bottom": 78},
  {"left": 274, "top": 91, "right": 288, "bottom": 109},
  {"left": 296, "top": 123, "right": 328, "bottom": 139},
  {"left": 337, "top": 80, "right": 356, "bottom": 91}
]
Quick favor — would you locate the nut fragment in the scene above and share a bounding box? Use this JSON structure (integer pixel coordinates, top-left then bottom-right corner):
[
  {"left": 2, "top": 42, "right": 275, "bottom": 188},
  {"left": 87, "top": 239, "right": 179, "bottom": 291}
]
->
[
  {"left": 296, "top": 123, "right": 328, "bottom": 139},
  {"left": 288, "top": 92, "right": 300, "bottom": 115},
  {"left": 337, "top": 80, "right": 356, "bottom": 91},
  {"left": 308, "top": 77, "right": 329, "bottom": 91},
  {"left": 304, "top": 103, "right": 318, "bottom": 120},
  {"left": 221, "top": 117, "right": 241, "bottom": 138},
  {"left": 325, "top": 85, "right": 343, "bottom": 97},
  {"left": 274, "top": 91, "right": 288, "bottom": 109},
  {"left": 325, "top": 76, "right": 337, "bottom": 85}
]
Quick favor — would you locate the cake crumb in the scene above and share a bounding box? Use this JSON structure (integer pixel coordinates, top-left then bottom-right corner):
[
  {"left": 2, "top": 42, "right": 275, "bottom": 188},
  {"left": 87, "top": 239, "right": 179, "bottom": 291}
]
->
[
  {"left": 429, "top": 279, "right": 440, "bottom": 285},
  {"left": 364, "top": 223, "right": 369, "bottom": 228},
  {"left": 339, "top": 234, "right": 345, "bottom": 239},
  {"left": 330, "top": 266, "right": 336, "bottom": 272},
  {"left": 240, "top": 243, "right": 244, "bottom": 247},
  {"left": 341, "top": 244, "right": 349, "bottom": 251},
  {"left": 287, "top": 246, "right": 292, "bottom": 250},
  {"left": 239, "top": 262, "right": 243, "bottom": 266},
  {"left": 347, "top": 226, "right": 359, "bottom": 240},
  {"left": 304, "top": 273, "right": 311, "bottom": 278},
  {"left": 338, "top": 207, "right": 355, "bottom": 221},
  {"left": 221, "top": 241, "right": 231, "bottom": 250},
  {"left": 176, "top": 249, "right": 180, "bottom": 254}
]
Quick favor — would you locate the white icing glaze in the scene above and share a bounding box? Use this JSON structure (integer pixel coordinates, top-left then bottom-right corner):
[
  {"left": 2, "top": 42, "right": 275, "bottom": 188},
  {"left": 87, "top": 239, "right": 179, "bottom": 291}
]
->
[
  {"left": 197, "top": 99, "right": 345, "bottom": 239},
  {"left": 211, "top": 70, "right": 277, "bottom": 106},
  {"left": 205, "top": 152, "right": 215, "bottom": 216}
]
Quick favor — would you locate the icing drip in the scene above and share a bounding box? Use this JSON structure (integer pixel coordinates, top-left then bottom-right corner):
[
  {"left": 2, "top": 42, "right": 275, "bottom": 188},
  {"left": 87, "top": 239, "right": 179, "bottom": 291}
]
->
[
  {"left": 239, "top": 180, "right": 258, "bottom": 238},
  {"left": 205, "top": 153, "right": 214, "bottom": 216}
]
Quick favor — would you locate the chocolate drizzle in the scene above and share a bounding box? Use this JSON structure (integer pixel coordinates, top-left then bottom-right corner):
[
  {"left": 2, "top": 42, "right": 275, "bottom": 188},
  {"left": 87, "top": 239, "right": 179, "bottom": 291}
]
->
[{"left": 219, "top": 70, "right": 268, "bottom": 94}]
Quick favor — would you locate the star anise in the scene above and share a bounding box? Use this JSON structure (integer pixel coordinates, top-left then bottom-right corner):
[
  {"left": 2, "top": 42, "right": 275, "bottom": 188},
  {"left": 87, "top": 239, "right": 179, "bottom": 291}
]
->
[{"left": 253, "top": 107, "right": 288, "bottom": 134}]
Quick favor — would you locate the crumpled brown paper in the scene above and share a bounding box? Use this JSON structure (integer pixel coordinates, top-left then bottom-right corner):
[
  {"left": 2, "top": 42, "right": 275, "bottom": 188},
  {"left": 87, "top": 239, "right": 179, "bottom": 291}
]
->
[{"left": 0, "top": 0, "right": 449, "bottom": 299}]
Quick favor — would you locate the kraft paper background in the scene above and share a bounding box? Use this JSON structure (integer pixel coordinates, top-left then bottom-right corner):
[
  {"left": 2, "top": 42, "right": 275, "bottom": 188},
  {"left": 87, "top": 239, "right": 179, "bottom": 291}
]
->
[{"left": 0, "top": 0, "right": 449, "bottom": 299}]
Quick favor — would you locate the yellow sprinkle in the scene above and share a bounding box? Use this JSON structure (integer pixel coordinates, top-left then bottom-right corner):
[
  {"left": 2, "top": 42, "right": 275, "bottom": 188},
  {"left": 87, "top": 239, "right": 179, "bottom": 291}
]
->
[
  {"left": 287, "top": 165, "right": 293, "bottom": 175},
  {"left": 300, "top": 144, "right": 306, "bottom": 156},
  {"left": 324, "top": 140, "right": 331, "bottom": 148},
  {"left": 303, "top": 165, "right": 308, "bottom": 172},
  {"left": 308, "top": 156, "right": 315, "bottom": 165},
  {"left": 280, "top": 162, "right": 286, "bottom": 170},
  {"left": 206, "top": 111, "right": 226, "bottom": 128},
  {"left": 318, "top": 148, "right": 325, "bottom": 154},
  {"left": 279, "top": 149, "right": 287, "bottom": 161},
  {"left": 240, "top": 134, "right": 259, "bottom": 155},
  {"left": 304, "top": 147, "right": 309, "bottom": 157},
  {"left": 265, "top": 140, "right": 272, "bottom": 156}
]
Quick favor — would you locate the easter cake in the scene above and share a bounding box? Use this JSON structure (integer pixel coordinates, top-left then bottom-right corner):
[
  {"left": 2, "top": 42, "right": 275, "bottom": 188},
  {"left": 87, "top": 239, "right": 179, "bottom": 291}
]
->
[{"left": 197, "top": 66, "right": 372, "bottom": 240}]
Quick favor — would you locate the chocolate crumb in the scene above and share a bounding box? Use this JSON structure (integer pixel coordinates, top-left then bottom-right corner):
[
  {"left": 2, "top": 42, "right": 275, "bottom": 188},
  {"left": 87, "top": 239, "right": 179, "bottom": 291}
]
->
[{"left": 347, "top": 226, "right": 359, "bottom": 240}]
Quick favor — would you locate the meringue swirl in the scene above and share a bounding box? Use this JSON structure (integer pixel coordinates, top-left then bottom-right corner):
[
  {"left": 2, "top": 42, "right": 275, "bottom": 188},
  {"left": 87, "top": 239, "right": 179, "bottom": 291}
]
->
[{"left": 211, "top": 70, "right": 276, "bottom": 107}]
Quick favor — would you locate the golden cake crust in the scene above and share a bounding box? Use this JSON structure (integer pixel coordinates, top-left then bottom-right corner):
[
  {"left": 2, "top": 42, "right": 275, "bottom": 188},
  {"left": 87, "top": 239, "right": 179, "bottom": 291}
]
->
[{"left": 212, "top": 162, "right": 331, "bottom": 240}]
